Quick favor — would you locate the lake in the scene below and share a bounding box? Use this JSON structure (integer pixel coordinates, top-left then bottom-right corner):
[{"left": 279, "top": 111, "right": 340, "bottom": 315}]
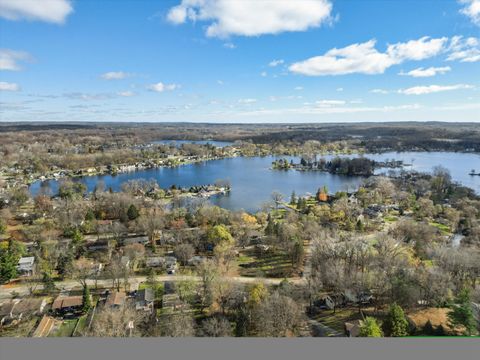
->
[{"left": 29, "top": 152, "right": 480, "bottom": 212}]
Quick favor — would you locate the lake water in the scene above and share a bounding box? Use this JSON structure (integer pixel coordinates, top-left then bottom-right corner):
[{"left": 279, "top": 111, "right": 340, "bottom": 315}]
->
[{"left": 29, "top": 152, "right": 480, "bottom": 212}]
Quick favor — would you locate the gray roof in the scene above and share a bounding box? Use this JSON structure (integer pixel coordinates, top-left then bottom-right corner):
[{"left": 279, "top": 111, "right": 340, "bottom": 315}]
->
[{"left": 136, "top": 288, "right": 154, "bottom": 302}]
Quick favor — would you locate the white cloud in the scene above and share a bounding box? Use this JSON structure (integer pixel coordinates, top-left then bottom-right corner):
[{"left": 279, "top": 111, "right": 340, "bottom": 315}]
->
[
  {"left": 399, "top": 66, "right": 451, "bottom": 77},
  {"left": 289, "top": 36, "right": 447, "bottom": 76},
  {"left": 167, "top": 0, "right": 333, "bottom": 38},
  {"left": 0, "top": 81, "right": 20, "bottom": 91},
  {"left": 336, "top": 87, "right": 344, "bottom": 92},
  {"left": 101, "top": 71, "right": 130, "bottom": 80},
  {"left": 370, "top": 89, "right": 389, "bottom": 94},
  {"left": 238, "top": 98, "right": 257, "bottom": 104},
  {"left": 269, "top": 59, "right": 284, "bottom": 67},
  {"left": 260, "top": 71, "right": 267, "bottom": 77},
  {"left": 447, "top": 36, "right": 480, "bottom": 62},
  {"left": 294, "top": 86, "right": 304, "bottom": 91},
  {"left": 0, "top": 49, "right": 31, "bottom": 71},
  {"left": 118, "top": 91, "right": 135, "bottom": 97},
  {"left": 459, "top": 0, "right": 480, "bottom": 26},
  {"left": 399, "top": 84, "right": 474, "bottom": 95},
  {"left": 223, "top": 42, "right": 236, "bottom": 49},
  {"left": 0, "top": 0, "right": 73, "bottom": 24},
  {"left": 147, "top": 82, "right": 180, "bottom": 92},
  {"left": 316, "top": 99, "right": 346, "bottom": 107}
]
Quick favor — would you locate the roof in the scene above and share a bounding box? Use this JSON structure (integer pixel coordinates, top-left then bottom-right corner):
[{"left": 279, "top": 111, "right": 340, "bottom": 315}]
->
[
  {"left": 106, "top": 291, "right": 126, "bottom": 307},
  {"left": 32, "top": 315, "right": 55, "bottom": 337},
  {"left": 52, "top": 296, "right": 83, "bottom": 310},
  {"left": 136, "top": 288, "right": 154, "bottom": 303},
  {"left": 17, "top": 256, "right": 35, "bottom": 271},
  {"left": 345, "top": 320, "right": 362, "bottom": 337}
]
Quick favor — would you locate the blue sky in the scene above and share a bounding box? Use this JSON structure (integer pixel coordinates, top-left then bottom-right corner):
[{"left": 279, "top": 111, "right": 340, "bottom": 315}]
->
[{"left": 0, "top": 0, "right": 479, "bottom": 123}]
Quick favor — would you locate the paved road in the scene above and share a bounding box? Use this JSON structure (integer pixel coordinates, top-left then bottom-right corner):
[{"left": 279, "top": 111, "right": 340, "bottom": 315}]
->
[{"left": 0, "top": 275, "right": 304, "bottom": 301}]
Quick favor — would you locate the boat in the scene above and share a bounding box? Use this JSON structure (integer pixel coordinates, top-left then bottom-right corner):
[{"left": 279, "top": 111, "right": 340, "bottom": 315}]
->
[{"left": 469, "top": 169, "right": 480, "bottom": 176}]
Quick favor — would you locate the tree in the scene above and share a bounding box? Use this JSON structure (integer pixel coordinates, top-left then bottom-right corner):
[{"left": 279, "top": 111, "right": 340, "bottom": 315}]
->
[
  {"left": 271, "top": 191, "right": 283, "bottom": 210},
  {"left": 87, "top": 305, "right": 141, "bottom": 337},
  {"left": 359, "top": 317, "right": 383, "bottom": 337},
  {"left": 197, "top": 259, "right": 218, "bottom": 310},
  {"left": 157, "top": 311, "right": 195, "bottom": 337},
  {"left": 175, "top": 243, "right": 195, "bottom": 266},
  {"left": 127, "top": 204, "right": 139, "bottom": 221},
  {"left": 41, "top": 271, "right": 56, "bottom": 294},
  {"left": 206, "top": 224, "right": 234, "bottom": 247},
  {"left": 256, "top": 292, "right": 303, "bottom": 337},
  {"left": 448, "top": 288, "right": 477, "bottom": 336},
  {"left": 290, "top": 191, "right": 297, "bottom": 205},
  {"left": 199, "top": 315, "right": 232, "bottom": 337},
  {"left": 82, "top": 285, "right": 92, "bottom": 313},
  {"left": 383, "top": 303, "right": 409, "bottom": 337}
]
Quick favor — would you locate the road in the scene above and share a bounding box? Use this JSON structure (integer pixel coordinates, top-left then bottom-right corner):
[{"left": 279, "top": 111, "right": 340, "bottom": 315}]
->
[{"left": 0, "top": 275, "right": 304, "bottom": 301}]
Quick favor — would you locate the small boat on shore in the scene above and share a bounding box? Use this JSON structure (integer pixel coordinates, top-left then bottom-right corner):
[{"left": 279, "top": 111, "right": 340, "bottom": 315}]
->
[{"left": 469, "top": 169, "right": 480, "bottom": 176}]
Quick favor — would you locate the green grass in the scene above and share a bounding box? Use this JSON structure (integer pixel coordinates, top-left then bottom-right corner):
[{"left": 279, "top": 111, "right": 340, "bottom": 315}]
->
[
  {"left": 139, "top": 282, "right": 164, "bottom": 299},
  {"left": 0, "top": 317, "right": 39, "bottom": 337},
  {"left": 429, "top": 222, "right": 451, "bottom": 235},
  {"left": 314, "top": 308, "right": 363, "bottom": 333},
  {"left": 384, "top": 215, "right": 398, "bottom": 223},
  {"left": 73, "top": 315, "right": 88, "bottom": 336},
  {"left": 237, "top": 249, "right": 295, "bottom": 278},
  {"left": 49, "top": 319, "right": 78, "bottom": 337}
]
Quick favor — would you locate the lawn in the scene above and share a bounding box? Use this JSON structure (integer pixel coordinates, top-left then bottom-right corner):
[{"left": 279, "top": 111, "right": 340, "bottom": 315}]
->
[
  {"left": 237, "top": 248, "right": 295, "bottom": 278},
  {"left": 314, "top": 308, "right": 363, "bottom": 333},
  {"left": 138, "top": 282, "right": 164, "bottom": 299},
  {"left": 0, "top": 317, "right": 39, "bottom": 337},
  {"left": 49, "top": 319, "right": 78, "bottom": 337}
]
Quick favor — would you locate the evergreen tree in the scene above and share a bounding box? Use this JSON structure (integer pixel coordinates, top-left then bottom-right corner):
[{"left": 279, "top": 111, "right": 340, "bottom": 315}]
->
[
  {"left": 42, "top": 271, "right": 56, "bottom": 293},
  {"left": 82, "top": 286, "right": 92, "bottom": 313},
  {"left": 383, "top": 303, "right": 409, "bottom": 337},
  {"left": 359, "top": 317, "right": 383, "bottom": 337},
  {"left": 0, "top": 251, "right": 18, "bottom": 283},
  {"left": 448, "top": 288, "right": 477, "bottom": 336},
  {"left": 290, "top": 191, "right": 297, "bottom": 205},
  {"left": 127, "top": 204, "right": 140, "bottom": 221}
]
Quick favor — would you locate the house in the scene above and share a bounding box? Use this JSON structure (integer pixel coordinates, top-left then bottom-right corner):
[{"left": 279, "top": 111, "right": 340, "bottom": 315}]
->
[
  {"left": 17, "top": 256, "right": 35, "bottom": 276},
  {"left": 165, "top": 256, "right": 177, "bottom": 274},
  {"left": 105, "top": 291, "right": 126, "bottom": 308},
  {"left": 51, "top": 296, "right": 85, "bottom": 315},
  {"left": 187, "top": 256, "right": 205, "bottom": 266},
  {"left": 135, "top": 288, "right": 154, "bottom": 312},
  {"left": 344, "top": 320, "right": 362, "bottom": 337},
  {"left": 122, "top": 236, "right": 149, "bottom": 246},
  {"left": 145, "top": 256, "right": 165, "bottom": 267}
]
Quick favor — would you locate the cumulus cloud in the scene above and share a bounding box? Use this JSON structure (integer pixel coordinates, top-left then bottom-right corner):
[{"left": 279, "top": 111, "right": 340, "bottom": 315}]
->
[
  {"left": 147, "top": 82, "right": 180, "bottom": 92},
  {"left": 167, "top": 0, "right": 333, "bottom": 38},
  {"left": 398, "top": 84, "right": 474, "bottom": 95},
  {"left": 459, "top": 0, "right": 480, "bottom": 26},
  {"left": 289, "top": 36, "right": 447, "bottom": 76},
  {"left": 0, "top": 49, "right": 31, "bottom": 71},
  {"left": 101, "top": 71, "right": 131, "bottom": 80},
  {"left": 447, "top": 36, "right": 480, "bottom": 62},
  {"left": 223, "top": 42, "right": 236, "bottom": 49},
  {"left": 269, "top": 59, "right": 284, "bottom": 67},
  {"left": 0, "top": 81, "right": 20, "bottom": 91},
  {"left": 399, "top": 66, "right": 451, "bottom": 77},
  {"left": 0, "top": 0, "right": 73, "bottom": 24}
]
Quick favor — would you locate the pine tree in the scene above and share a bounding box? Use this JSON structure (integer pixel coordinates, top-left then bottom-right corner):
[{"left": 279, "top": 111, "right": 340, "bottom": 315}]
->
[
  {"left": 290, "top": 191, "right": 297, "bottom": 205},
  {"left": 383, "top": 303, "right": 409, "bottom": 337},
  {"left": 82, "top": 286, "right": 92, "bottom": 313},
  {"left": 127, "top": 204, "right": 139, "bottom": 221},
  {"left": 448, "top": 288, "right": 477, "bottom": 336}
]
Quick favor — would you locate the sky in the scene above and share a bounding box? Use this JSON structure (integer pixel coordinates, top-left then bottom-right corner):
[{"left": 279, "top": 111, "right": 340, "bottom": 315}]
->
[{"left": 0, "top": 0, "right": 479, "bottom": 123}]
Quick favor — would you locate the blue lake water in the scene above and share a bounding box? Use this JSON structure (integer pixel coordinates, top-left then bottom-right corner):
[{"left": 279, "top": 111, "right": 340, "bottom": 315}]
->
[{"left": 29, "top": 152, "right": 480, "bottom": 212}]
